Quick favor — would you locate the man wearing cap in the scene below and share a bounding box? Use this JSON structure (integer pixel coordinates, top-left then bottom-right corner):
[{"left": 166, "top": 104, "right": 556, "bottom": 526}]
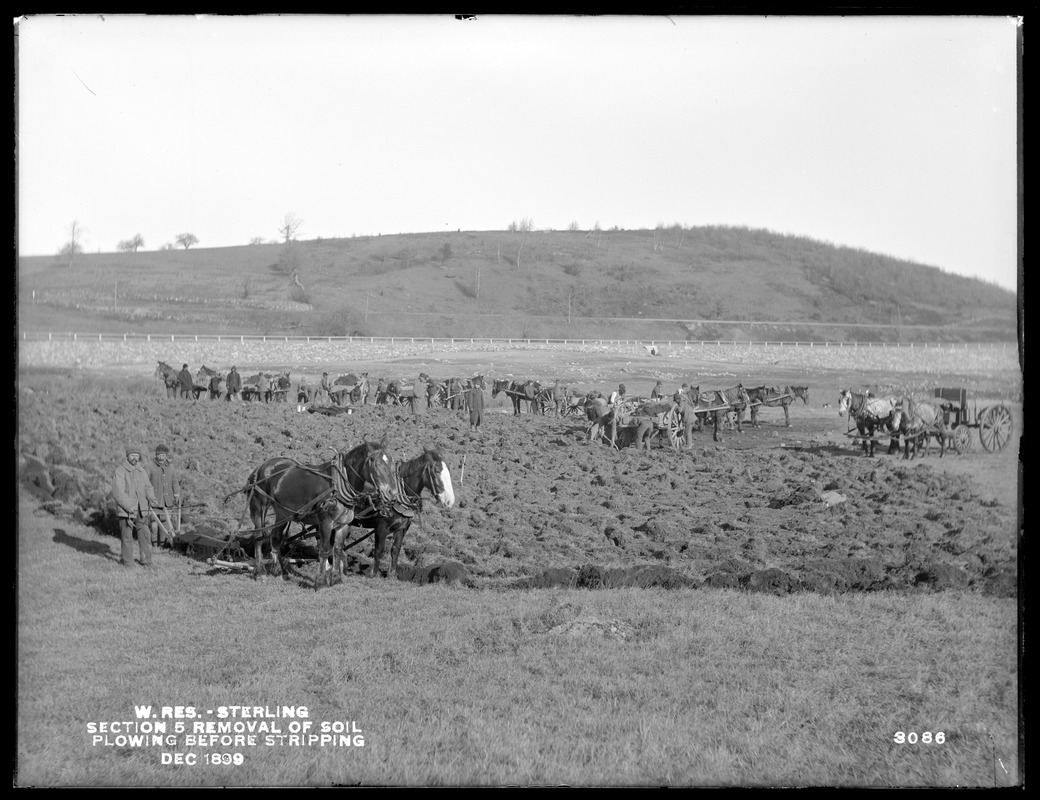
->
[
  {"left": 177, "top": 363, "right": 194, "bottom": 400},
  {"left": 147, "top": 444, "right": 181, "bottom": 549},
  {"left": 226, "top": 366, "right": 242, "bottom": 402},
  {"left": 609, "top": 383, "right": 627, "bottom": 405},
  {"left": 112, "top": 446, "right": 158, "bottom": 567}
]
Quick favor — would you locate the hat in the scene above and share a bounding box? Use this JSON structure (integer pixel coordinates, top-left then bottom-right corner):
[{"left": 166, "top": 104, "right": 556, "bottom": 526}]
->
[
  {"left": 682, "top": 383, "right": 689, "bottom": 388},
  {"left": 126, "top": 446, "right": 142, "bottom": 457},
  {"left": 182, "top": 364, "right": 188, "bottom": 369},
  {"left": 155, "top": 444, "right": 170, "bottom": 455},
  {"left": 619, "top": 383, "right": 626, "bottom": 390}
]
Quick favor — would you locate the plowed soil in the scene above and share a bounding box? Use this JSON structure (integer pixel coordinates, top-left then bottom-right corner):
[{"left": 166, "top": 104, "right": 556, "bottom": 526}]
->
[{"left": 17, "top": 343, "right": 1021, "bottom": 597}]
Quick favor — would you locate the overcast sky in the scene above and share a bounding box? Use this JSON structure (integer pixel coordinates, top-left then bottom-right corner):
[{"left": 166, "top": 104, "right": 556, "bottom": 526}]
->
[{"left": 16, "top": 14, "right": 1021, "bottom": 292}]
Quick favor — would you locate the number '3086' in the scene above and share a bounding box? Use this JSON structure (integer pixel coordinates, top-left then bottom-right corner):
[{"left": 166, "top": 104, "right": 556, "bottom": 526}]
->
[{"left": 894, "top": 732, "right": 945, "bottom": 744}]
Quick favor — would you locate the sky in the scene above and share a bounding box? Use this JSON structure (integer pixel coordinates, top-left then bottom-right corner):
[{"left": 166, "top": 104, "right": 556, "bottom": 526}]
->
[{"left": 15, "top": 14, "right": 1021, "bottom": 292}]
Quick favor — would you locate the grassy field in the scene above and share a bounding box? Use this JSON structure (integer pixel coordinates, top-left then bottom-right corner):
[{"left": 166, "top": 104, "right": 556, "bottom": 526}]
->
[{"left": 16, "top": 489, "right": 1020, "bottom": 787}]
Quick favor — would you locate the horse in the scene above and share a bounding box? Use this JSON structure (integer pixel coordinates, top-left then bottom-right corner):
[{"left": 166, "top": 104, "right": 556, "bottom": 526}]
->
[
  {"left": 695, "top": 384, "right": 751, "bottom": 441},
  {"left": 341, "top": 448, "right": 456, "bottom": 579},
  {"left": 893, "top": 398, "right": 952, "bottom": 460},
  {"left": 746, "top": 384, "right": 809, "bottom": 427},
  {"left": 838, "top": 389, "right": 901, "bottom": 457},
  {"left": 155, "top": 361, "right": 181, "bottom": 399},
  {"left": 492, "top": 379, "right": 540, "bottom": 415},
  {"left": 238, "top": 436, "right": 400, "bottom": 590}
]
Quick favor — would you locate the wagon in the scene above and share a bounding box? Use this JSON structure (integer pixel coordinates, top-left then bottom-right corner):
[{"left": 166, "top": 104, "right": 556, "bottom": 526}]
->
[
  {"left": 601, "top": 399, "right": 686, "bottom": 450},
  {"left": 933, "top": 387, "right": 1015, "bottom": 454}
]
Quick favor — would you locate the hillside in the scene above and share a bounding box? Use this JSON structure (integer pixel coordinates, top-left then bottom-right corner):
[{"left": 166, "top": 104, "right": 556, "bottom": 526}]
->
[{"left": 16, "top": 226, "right": 1018, "bottom": 342}]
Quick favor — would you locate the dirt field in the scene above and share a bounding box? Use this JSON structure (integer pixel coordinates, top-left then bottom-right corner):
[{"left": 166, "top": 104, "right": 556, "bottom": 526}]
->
[{"left": 17, "top": 342, "right": 1022, "bottom": 597}]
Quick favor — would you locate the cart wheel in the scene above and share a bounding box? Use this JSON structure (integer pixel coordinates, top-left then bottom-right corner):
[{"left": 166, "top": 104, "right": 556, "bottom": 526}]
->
[
  {"left": 979, "top": 405, "right": 1014, "bottom": 453},
  {"left": 952, "top": 424, "right": 973, "bottom": 455},
  {"left": 668, "top": 413, "right": 683, "bottom": 450}
]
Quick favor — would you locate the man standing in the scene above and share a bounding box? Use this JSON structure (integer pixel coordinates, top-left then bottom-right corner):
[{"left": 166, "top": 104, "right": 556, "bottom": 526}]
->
[
  {"left": 147, "top": 444, "right": 180, "bottom": 549},
  {"left": 468, "top": 379, "right": 485, "bottom": 432},
  {"left": 112, "top": 446, "right": 157, "bottom": 568},
  {"left": 178, "top": 363, "right": 194, "bottom": 400},
  {"left": 675, "top": 384, "right": 699, "bottom": 449},
  {"left": 317, "top": 372, "right": 333, "bottom": 404},
  {"left": 226, "top": 366, "right": 242, "bottom": 402},
  {"left": 257, "top": 372, "right": 271, "bottom": 404}
]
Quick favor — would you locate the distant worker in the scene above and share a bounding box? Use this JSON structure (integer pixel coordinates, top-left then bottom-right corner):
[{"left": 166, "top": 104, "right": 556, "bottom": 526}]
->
[
  {"left": 468, "top": 379, "right": 485, "bottom": 432},
  {"left": 257, "top": 373, "right": 271, "bottom": 404},
  {"left": 225, "top": 366, "right": 242, "bottom": 402},
  {"left": 609, "top": 383, "right": 626, "bottom": 405},
  {"left": 316, "top": 372, "right": 333, "bottom": 404},
  {"left": 650, "top": 381, "right": 665, "bottom": 400},
  {"left": 177, "top": 363, "right": 194, "bottom": 400}
]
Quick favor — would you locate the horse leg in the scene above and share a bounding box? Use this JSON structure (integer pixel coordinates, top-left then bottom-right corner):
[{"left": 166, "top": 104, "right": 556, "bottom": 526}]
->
[
  {"left": 783, "top": 403, "right": 791, "bottom": 427},
  {"left": 389, "top": 521, "right": 408, "bottom": 579},
  {"left": 712, "top": 411, "right": 722, "bottom": 443},
  {"left": 314, "top": 518, "right": 332, "bottom": 591},
  {"left": 371, "top": 520, "right": 387, "bottom": 578}
]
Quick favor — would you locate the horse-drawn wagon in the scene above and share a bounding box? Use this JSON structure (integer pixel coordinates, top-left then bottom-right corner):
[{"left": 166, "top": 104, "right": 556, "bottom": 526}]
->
[
  {"left": 931, "top": 387, "right": 1015, "bottom": 454},
  {"left": 592, "top": 398, "right": 684, "bottom": 450}
]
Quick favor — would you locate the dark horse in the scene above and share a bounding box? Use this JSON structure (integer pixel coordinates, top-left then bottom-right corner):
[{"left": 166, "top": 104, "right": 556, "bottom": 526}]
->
[
  {"left": 694, "top": 384, "right": 751, "bottom": 442},
  {"left": 238, "top": 436, "right": 400, "bottom": 589},
  {"left": 342, "top": 448, "right": 456, "bottom": 579},
  {"left": 746, "top": 384, "right": 809, "bottom": 428},
  {"left": 492, "top": 378, "right": 540, "bottom": 415}
]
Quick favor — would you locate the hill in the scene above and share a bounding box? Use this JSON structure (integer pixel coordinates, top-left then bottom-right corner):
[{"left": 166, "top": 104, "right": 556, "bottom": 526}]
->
[{"left": 16, "top": 226, "right": 1018, "bottom": 342}]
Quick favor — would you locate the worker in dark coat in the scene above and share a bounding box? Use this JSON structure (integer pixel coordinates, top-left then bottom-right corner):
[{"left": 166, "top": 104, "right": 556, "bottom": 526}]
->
[
  {"left": 225, "top": 366, "right": 242, "bottom": 402},
  {"left": 468, "top": 381, "right": 485, "bottom": 431},
  {"left": 177, "top": 364, "right": 194, "bottom": 400}
]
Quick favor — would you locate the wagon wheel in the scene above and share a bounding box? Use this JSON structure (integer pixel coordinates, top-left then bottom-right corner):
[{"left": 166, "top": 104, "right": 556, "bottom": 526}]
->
[
  {"left": 979, "top": 405, "right": 1014, "bottom": 453},
  {"left": 952, "top": 424, "right": 973, "bottom": 455},
  {"left": 668, "top": 412, "right": 684, "bottom": 449}
]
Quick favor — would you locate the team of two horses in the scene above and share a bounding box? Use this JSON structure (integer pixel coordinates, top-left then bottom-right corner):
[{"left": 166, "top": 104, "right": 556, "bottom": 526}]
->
[
  {"left": 231, "top": 436, "right": 456, "bottom": 590},
  {"left": 838, "top": 389, "right": 952, "bottom": 459}
]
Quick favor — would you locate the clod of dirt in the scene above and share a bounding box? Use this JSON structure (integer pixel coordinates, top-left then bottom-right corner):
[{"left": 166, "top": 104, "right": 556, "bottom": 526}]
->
[{"left": 546, "top": 615, "right": 636, "bottom": 641}]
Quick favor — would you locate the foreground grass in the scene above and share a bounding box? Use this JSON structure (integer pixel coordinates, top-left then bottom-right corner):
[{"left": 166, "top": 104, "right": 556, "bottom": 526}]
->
[{"left": 17, "top": 492, "right": 1019, "bottom": 787}]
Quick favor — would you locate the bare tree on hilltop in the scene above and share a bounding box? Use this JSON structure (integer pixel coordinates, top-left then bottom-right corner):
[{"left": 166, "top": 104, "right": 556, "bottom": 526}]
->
[
  {"left": 176, "top": 233, "right": 199, "bottom": 250},
  {"left": 279, "top": 212, "right": 304, "bottom": 243},
  {"left": 58, "top": 220, "right": 85, "bottom": 266}
]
